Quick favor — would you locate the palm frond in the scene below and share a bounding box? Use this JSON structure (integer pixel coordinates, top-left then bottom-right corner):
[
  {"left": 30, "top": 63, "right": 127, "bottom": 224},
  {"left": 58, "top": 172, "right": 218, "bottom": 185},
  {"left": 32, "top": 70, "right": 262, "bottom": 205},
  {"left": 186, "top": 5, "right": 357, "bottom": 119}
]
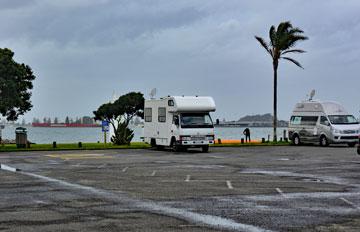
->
[
  {"left": 255, "top": 36, "right": 273, "bottom": 57},
  {"left": 282, "top": 57, "right": 304, "bottom": 69},
  {"left": 269, "top": 25, "right": 276, "bottom": 46},
  {"left": 277, "top": 21, "right": 292, "bottom": 35},
  {"left": 282, "top": 49, "right": 306, "bottom": 55},
  {"left": 287, "top": 35, "right": 309, "bottom": 48},
  {"left": 288, "top": 27, "right": 304, "bottom": 34}
]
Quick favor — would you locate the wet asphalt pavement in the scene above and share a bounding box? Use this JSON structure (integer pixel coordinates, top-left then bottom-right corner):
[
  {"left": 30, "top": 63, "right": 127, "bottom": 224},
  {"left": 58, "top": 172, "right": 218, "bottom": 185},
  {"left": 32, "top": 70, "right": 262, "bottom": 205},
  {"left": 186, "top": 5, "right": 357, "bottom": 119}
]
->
[{"left": 1, "top": 146, "right": 360, "bottom": 231}]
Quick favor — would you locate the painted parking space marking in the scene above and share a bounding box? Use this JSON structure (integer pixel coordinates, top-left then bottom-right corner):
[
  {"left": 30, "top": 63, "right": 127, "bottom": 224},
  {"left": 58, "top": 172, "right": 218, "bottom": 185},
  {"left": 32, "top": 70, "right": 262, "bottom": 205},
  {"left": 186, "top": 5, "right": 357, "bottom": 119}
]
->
[
  {"left": 276, "top": 188, "right": 286, "bottom": 197},
  {"left": 122, "top": 167, "right": 129, "bottom": 172},
  {"left": 151, "top": 171, "right": 156, "bottom": 177},
  {"left": 340, "top": 198, "right": 360, "bottom": 210},
  {"left": 226, "top": 180, "right": 234, "bottom": 189},
  {"left": 0, "top": 164, "right": 18, "bottom": 172},
  {"left": 185, "top": 175, "right": 191, "bottom": 182},
  {"left": 97, "top": 164, "right": 107, "bottom": 169},
  {"left": 46, "top": 153, "right": 113, "bottom": 160},
  {"left": 1, "top": 164, "right": 271, "bottom": 232}
]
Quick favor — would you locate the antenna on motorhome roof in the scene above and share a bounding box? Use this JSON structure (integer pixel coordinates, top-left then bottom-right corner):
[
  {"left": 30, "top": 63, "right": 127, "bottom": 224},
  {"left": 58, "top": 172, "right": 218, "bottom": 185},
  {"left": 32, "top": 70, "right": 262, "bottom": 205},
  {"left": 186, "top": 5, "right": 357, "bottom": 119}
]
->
[
  {"left": 149, "top": 88, "right": 157, "bottom": 99},
  {"left": 309, "top": 89, "right": 316, "bottom": 101}
]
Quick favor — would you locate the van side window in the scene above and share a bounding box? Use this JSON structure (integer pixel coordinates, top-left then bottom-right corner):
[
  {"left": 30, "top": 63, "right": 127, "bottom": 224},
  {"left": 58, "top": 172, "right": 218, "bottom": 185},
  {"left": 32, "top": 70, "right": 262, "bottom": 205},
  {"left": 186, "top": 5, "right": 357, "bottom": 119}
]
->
[
  {"left": 320, "top": 116, "right": 328, "bottom": 125},
  {"left": 158, "top": 107, "right": 166, "bottom": 123},
  {"left": 144, "top": 108, "right": 152, "bottom": 122},
  {"left": 301, "top": 116, "right": 318, "bottom": 126},
  {"left": 290, "top": 116, "right": 318, "bottom": 126}
]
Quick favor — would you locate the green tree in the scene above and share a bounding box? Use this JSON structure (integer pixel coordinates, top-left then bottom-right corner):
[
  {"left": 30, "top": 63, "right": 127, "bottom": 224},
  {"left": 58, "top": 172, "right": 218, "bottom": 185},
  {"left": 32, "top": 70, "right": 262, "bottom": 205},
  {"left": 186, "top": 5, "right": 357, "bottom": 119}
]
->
[
  {"left": 0, "top": 48, "right": 36, "bottom": 121},
  {"left": 255, "top": 21, "right": 308, "bottom": 141},
  {"left": 93, "top": 92, "right": 144, "bottom": 145}
]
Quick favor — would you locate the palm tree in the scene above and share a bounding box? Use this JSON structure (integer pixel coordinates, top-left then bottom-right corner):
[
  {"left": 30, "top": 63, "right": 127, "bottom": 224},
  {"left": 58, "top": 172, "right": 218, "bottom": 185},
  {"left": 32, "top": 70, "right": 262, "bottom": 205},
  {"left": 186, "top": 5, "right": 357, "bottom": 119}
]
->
[{"left": 255, "top": 21, "right": 308, "bottom": 141}]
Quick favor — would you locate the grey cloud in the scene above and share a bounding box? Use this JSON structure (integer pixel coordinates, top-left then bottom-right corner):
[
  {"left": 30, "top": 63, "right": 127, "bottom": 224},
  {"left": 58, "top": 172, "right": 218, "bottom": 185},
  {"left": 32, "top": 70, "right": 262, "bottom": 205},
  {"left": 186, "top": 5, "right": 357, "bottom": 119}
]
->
[{"left": 1, "top": 0, "right": 360, "bottom": 122}]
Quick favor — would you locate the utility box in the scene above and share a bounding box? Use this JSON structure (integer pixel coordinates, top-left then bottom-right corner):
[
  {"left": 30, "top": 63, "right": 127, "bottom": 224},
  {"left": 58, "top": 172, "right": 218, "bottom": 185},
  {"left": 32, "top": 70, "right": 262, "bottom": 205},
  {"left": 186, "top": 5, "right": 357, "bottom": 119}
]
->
[{"left": 15, "top": 127, "right": 27, "bottom": 148}]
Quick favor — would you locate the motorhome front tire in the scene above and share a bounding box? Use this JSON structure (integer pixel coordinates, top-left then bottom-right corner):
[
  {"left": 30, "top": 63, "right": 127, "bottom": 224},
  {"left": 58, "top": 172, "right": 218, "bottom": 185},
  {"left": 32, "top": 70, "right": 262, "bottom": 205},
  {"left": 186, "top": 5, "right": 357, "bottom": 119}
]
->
[
  {"left": 202, "top": 146, "right": 209, "bottom": 153},
  {"left": 292, "top": 134, "right": 300, "bottom": 146}
]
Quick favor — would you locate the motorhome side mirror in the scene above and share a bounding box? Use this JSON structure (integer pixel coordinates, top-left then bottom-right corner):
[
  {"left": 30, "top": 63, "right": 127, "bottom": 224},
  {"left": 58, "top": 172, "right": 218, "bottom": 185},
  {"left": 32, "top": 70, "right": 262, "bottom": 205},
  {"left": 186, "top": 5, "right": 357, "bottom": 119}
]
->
[
  {"left": 325, "top": 121, "right": 330, "bottom": 126},
  {"left": 173, "top": 116, "right": 179, "bottom": 126}
]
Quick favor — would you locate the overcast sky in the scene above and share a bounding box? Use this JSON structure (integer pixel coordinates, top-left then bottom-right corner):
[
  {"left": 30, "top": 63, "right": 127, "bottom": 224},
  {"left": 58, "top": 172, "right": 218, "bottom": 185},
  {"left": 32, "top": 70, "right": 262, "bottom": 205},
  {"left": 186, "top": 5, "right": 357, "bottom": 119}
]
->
[{"left": 1, "top": 0, "right": 360, "bottom": 122}]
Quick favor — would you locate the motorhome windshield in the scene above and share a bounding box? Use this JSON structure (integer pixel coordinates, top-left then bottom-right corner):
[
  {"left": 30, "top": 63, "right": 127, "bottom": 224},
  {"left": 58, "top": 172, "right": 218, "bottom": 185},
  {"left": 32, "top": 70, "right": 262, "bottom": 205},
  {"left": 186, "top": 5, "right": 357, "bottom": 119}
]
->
[
  {"left": 328, "top": 115, "right": 359, "bottom": 125},
  {"left": 180, "top": 113, "right": 213, "bottom": 128}
]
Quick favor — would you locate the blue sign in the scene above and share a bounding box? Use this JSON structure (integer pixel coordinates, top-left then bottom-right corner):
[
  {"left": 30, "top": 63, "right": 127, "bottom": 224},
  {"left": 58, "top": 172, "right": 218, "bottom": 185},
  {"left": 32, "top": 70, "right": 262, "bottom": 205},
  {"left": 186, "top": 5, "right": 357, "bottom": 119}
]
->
[{"left": 102, "top": 121, "right": 109, "bottom": 132}]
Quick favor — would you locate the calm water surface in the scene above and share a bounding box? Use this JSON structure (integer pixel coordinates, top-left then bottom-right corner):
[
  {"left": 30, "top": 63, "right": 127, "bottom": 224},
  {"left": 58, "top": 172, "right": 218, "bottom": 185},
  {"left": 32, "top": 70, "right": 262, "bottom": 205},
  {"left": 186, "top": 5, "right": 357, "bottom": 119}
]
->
[{"left": 1, "top": 125, "right": 288, "bottom": 144}]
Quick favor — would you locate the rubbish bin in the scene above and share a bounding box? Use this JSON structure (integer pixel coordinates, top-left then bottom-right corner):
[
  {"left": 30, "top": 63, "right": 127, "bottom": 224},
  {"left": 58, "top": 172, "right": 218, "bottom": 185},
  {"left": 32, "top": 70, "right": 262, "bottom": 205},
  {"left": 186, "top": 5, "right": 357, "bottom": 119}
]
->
[{"left": 15, "top": 127, "right": 27, "bottom": 148}]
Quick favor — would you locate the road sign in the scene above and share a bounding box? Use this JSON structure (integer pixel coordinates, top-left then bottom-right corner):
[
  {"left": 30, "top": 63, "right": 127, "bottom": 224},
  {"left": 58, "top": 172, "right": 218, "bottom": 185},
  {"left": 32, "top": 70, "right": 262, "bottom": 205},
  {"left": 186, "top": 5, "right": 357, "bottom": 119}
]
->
[{"left": 102, "top": 121, "right": 109, "bottom": 132}]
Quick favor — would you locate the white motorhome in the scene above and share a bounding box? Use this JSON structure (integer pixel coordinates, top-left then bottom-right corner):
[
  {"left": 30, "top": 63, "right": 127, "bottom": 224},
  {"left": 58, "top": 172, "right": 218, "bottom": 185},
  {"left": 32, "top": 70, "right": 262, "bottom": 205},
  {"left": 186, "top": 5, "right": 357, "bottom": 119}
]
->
[
  {"left": 288, "top": 100, "right": 360, "bottom": 147},
  {"left": 144, "top": 96, "right": 216, "bottom": 152}
]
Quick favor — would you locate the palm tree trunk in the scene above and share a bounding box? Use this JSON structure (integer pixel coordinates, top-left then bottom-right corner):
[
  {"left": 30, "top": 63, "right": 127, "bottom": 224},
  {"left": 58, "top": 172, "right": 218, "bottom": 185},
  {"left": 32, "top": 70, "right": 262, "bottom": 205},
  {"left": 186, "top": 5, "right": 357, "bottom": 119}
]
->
[{"left": 273, "top": 60, "right": 278, "bottom": 142}]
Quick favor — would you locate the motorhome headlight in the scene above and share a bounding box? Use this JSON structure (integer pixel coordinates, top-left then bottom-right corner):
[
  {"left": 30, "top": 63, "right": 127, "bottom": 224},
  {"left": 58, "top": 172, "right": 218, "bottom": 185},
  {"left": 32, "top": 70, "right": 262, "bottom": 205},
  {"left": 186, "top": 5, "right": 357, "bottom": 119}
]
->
[
  {"left": 206, "top": 135, "right": 215, "bottom": 141},
  {"left": 332, "top": 129, "right": 340, "bottom": 134},
  {"left": 180, "top": 135, "right": 191, "bottom": 141}
]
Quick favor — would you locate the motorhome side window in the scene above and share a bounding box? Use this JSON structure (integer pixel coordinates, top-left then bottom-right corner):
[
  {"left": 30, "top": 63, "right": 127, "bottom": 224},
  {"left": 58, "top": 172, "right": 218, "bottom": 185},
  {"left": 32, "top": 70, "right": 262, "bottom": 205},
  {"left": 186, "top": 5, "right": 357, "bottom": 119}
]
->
[
  {"left": 158, "top": 107, "right": 166, "bottom": 123},
  {"left": 168, "top": 100, "right": 174, "bottom": 106},
  {"left": 144, "top": 108, "right": 152, "bottom": 122},
  {"left": 290, "top": 116, "right": 318, "bottom": 126}
]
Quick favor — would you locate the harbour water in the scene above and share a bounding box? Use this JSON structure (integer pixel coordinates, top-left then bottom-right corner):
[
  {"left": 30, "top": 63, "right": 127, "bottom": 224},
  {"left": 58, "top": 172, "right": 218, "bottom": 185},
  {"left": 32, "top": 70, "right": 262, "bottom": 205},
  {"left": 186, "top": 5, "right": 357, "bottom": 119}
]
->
[{"left": 1, "top": 125, "right": 288, "bottom": 144}]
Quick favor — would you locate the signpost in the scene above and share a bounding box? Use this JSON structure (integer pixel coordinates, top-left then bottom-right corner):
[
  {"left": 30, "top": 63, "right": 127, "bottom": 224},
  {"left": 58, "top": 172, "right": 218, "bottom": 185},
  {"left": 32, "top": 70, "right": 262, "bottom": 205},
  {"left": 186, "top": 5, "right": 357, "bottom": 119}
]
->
[{"left": 102, "top": 121, "right": 109, "bottom": 145}]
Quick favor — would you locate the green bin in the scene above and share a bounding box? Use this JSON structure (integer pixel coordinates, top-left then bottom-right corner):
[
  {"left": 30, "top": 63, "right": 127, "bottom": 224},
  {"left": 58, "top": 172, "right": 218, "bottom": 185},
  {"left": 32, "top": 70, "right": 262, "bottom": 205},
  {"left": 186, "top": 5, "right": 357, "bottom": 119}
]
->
[{"left": 15, "top": 127, "right": 27, "bottom": 148}]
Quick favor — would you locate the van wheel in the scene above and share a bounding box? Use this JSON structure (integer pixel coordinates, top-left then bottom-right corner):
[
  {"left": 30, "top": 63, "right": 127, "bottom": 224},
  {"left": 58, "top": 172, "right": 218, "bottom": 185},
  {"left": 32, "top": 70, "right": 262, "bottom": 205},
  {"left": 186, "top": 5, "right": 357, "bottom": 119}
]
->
[
  {"left": 292, "top": 134, "right": 301, "bottom": 146},
  {"left": 202, "top": 146, "right": 209, "bottom": 153},
  {"left": 320, "top": 135, "right": 329, "bottom": 147},
  {"left": 348, "top": 143, "right": 356, "bottom": 147}
]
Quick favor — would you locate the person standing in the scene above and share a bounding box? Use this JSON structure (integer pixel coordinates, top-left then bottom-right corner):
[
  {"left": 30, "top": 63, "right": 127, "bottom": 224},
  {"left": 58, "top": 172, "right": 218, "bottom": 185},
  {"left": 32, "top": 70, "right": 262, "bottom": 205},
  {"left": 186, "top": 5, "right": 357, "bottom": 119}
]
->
[{"left": 243, "top": 128, "right": 251, "bottom": 143}]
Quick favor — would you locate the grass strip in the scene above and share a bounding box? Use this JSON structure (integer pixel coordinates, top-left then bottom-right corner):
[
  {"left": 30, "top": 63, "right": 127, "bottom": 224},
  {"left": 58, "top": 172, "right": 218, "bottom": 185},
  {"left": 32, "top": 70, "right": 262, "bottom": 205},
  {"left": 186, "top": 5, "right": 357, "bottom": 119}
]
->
[
  {"left": 0, "top": 141, "right": 290, "bottom": 152},
  {"left": 0, "top": 142, "right": 150, "bottom": 152}
]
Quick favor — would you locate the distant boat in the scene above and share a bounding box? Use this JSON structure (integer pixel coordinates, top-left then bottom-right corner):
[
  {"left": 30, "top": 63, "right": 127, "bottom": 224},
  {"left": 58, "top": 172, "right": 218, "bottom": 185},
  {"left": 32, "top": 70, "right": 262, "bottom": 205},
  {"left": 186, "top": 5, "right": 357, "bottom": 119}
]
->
[{"left": 32, "top": 123, "right": 101, "bottom": 128}]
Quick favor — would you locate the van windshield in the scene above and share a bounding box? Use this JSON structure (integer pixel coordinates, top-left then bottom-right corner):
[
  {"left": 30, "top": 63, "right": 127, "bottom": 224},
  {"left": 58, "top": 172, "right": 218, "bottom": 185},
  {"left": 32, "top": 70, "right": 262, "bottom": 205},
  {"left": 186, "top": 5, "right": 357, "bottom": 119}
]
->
[
  {"left": 328, "top": 115, "right": 359, "bottom": 125},
  {"left": 180, "top": 113, "right": 214, "bottom": 128}
]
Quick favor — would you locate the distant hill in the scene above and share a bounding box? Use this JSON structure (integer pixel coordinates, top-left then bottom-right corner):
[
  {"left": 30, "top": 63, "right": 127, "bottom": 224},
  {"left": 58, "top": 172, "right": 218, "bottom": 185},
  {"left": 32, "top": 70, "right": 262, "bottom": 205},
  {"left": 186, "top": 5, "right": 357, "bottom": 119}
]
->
[
  {"left": 238, "top": 113, "right": 273, "bottom": 122},
  {"left": 217, "top": 113, "right": 288, "bottom": 127}
]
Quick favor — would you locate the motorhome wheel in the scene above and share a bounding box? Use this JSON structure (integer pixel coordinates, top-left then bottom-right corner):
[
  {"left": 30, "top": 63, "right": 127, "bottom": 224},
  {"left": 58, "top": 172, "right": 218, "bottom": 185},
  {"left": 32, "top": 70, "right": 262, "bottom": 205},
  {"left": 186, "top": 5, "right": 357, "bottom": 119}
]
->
[
  {"left": 292, "top": 135, "right": 300, "bottom": 145},
  {"left": 202, "top": 146, "right": 209, "bottom": 153}
]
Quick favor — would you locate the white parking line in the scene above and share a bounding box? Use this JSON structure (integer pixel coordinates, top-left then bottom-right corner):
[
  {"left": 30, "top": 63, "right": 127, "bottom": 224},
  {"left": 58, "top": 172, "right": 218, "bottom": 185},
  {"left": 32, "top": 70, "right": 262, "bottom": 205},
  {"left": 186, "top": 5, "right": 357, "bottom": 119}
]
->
[
  {"left": 97, "top": 164, "right": 106, "bottom": 169},
  {"left": 340, "top": 197, "right": 360, "bottom": 210},
  {"left": 226, "top": 180, "right": 234, "bottom": 189},
  {"left": 185, "top": 175, "right": 191, "bottom": 182},
  {"left": 0, "top": 164, "right": 18, "bottom": 172},
  {"left": 122, "top": 167, "right": 129, "bottom": 172},
  {"left": 151, "top": 171, "right": 156, "bottom": 177},
  {"left": 1, "top": 164, "right": 272, "bottom": 232},
  {"left": 276, "top": 188, "right": 286, "bottom": 197}
]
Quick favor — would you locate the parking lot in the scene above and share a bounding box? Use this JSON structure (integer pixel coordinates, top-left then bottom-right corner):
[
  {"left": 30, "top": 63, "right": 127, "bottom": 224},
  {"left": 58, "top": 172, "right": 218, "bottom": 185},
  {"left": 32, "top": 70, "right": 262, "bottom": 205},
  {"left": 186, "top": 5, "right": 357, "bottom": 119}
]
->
[{"left": 1, "top": 146, "right": 360, "bottom": 231}]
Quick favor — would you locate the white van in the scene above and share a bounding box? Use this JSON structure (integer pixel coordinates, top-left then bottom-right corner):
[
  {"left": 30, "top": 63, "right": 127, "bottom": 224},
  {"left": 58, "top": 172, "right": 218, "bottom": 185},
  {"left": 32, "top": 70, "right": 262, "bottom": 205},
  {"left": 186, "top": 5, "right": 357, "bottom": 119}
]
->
[
  {"left": 288, "top": 100, "right": 360, "bottom": 147},
  {"left": 143, "top": 96, "right": 216, "bottom": 152}
]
